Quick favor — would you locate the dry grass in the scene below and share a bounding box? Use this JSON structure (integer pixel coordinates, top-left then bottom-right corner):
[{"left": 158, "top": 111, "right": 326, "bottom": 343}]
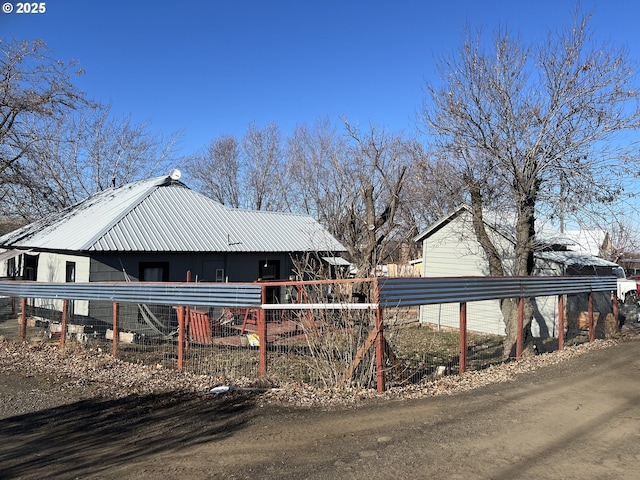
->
[{"left": 2, "top": 303, "right": 595, "bottom": 391}]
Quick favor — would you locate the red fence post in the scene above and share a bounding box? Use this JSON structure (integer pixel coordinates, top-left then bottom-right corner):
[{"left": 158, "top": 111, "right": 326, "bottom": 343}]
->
[
  {"left": 588, "top": 292, "right": 595, "bottom": 342},
  {"left": 612, "top": 293, "right": 619, "bottom": 333},
  {"left": 374, "top": 279, "right": 385, "bottom": 393},
  {"left": 258, "top": 283, "right": 267, "bottom": 377},
  {"left": 177, "top": 305, "right": 186, "bottom": 371},
  {"left": 516, "top": 298, "right": 524, "bottom": 360},
  {"left": 112, "top": 302, "right": 119, "bottom": 357},
  {"left": 558, "top": 294, "right": 565, "bottom": 351},
  {"left": 459, "top": 302, "right": 467, "bottom": 374},
  {"left": 19, "top": 298, "right": 26, "bottom": 342},
  {"left": 60, "top": 299, "right": 68, "bottom": 350}
]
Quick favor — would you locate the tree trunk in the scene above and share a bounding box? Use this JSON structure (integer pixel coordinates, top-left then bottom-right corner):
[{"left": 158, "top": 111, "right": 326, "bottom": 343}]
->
[
  {"left": 469, "top": 182, "right": 504, "bottom": 276},
  {"left": 501, "top": 297, "right": 536, "bottom": 358},
  {"left": 470, "top": 180, "right": 539, "bottom": 358},
  {"left": 503, "top": 195, "right": 537, "bottom": 357}
]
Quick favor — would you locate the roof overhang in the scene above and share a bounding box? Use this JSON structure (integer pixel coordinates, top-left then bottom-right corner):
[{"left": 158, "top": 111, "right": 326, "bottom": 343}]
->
[
  {"left": 322, "top": 256, "right": 351, "bottom": 266},
  {"left": 0, "top": 248, "right": 32, "bottom": 262}
]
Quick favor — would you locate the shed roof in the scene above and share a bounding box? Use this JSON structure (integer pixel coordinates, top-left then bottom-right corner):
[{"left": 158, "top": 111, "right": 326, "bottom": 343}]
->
[
  {"left": 535, "top": 250, "right": 618, "bottom": 268},
  {"left": 0, "top": 173, "right": 346, "bottom": 254},
  {"left": 414, "top": 205, "right": 575, "bottom": 247},
  {"left": 415, "top": 204, "right": 618, "bottom": 270},
  {"left": 561, "top": 229, "right": 608, "bottom": 257}
]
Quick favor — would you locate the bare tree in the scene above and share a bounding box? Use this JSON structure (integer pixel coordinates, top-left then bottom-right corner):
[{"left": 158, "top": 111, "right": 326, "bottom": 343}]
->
[
  {"left": 287, "top": 118, "right": 420, "bottom": 276},
  {"left": 188, "top": 122, "right": 288, "bottom": 211},
  {"left": 185, "top": 134, "right": 242, "bottom": 207},
  {"left": 0, "top": 38, "right": 86, "bottom": 189},
  {"left": 286, "top": 117, "right": 350, "bottom": 233},
  {"left": 399, "top": 145, "right": 466, "bottom": 241},
  {"left": 242, "top": 121, "right": 287, "bottom": 211},
  {"left": 421, "top": 9, "right": 640, "bottom": 355},
  {"left": 342, "top": 121, "right": 410, "bottom": 276},
  {"left": 605, "top": 217, "right": 640, "bottom": 265},
  {"left": 0, "top": 39, "right": 178, "bottom": 220},
  {"left": 1, "top": 103, "right": 179, "bottom": 219}
]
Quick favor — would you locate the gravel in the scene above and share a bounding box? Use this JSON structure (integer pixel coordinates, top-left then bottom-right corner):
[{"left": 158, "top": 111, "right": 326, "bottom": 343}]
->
[{"left": 0, "top": 334, "right": 629, "bottom": 413}]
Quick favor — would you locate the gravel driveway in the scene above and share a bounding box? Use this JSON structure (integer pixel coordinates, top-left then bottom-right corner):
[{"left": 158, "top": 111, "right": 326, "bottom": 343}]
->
[{"left": 1, "top": 336, "right": 640, "bottom": 479}]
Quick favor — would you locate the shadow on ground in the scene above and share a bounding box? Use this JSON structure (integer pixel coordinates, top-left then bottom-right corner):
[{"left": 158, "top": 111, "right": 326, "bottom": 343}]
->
[{"left": 0, "top": 389, "right": 257, "bottom": 478}]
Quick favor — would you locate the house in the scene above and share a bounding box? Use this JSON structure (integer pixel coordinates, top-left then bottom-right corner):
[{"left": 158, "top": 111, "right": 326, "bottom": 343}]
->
[
  {"left": 414, "top": 205, "right": 619, "bottom": 337},
  {"left": 0, "top": 170, "right": 346, "bottom": 334}
]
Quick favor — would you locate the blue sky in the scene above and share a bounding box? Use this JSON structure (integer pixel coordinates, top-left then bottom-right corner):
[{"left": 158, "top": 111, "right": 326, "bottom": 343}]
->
[{"left": 1, "top": 0, "right": 639, "bottom": 157}]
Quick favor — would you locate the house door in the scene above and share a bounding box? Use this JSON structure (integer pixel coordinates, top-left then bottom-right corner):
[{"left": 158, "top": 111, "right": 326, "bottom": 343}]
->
[
  {"left": 66, "top": 261, "right": 76, "bottom": 316},
  {"left": 259, "top": 260, "right": 279, "bottom": 281},
  {"left": 137, "top": 262, "right": 170, "bottom": 329},
  {"left": 139, "top": 262, "right": 169, "bottom": 282},
  {"left": 259, "top": 260, "right": 280, "bottom": 304},
  {"left": 202, "top": 260, "right": 225, "bottom": 282},
  {"left": 24, "top": 254, "right": 38, "bottom": 280}
]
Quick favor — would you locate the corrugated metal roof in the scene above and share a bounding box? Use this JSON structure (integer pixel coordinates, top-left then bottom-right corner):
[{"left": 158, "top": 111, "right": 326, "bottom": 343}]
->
[
  {"left": 562, "top": 229, "right": 607, "bottom": 256},
  {"left": 322, "top": 256, "right": 352, "bottom": 266},
  {"left": 0, "top": 248, "right": 31, "bottom": 262},
  {"left": 536, "top": 250, "right": 618, "bottom": 268},
  {"left": 0, "top": 174, "right": 346, "bottom": 254},
  {"left": 0, "top": 176, "right": 160, "bottom": 250}
]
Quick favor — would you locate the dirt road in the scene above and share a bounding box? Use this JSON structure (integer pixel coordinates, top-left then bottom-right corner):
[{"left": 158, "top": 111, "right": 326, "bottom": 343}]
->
[{"left": 2, "top": 338, "right": 640, "bottom": 479}]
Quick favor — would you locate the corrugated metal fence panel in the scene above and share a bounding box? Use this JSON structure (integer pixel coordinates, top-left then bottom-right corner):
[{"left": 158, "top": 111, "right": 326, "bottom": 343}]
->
[
  {"left": 0, "top": 276, "right": 619, "bottom": 308},
  {"left": 378, "top": 276, "right": 618, "bottom": 307},
  {"left": 0, "top": 281, "right": 262, "bottom": 307}
]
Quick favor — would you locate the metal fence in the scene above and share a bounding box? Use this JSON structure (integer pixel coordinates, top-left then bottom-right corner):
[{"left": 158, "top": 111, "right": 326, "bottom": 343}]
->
[{"left": 0, "top": 275, "right": 625, "bottom": 392}]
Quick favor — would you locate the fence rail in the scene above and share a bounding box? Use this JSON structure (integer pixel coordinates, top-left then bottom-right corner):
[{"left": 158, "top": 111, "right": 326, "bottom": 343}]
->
[
  {"left": 0, "top": 275, "right": 626, "bottom": 393},
  {"left": 0, "top": 281, "right": 262, "bottom": 307},
  {"left": 378, "top": 276, "right": 618, "bottom": 307}
]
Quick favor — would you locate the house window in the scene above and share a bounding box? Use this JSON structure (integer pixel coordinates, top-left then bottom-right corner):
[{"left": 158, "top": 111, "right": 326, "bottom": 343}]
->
[
  {"left": 139, "top": 262, "right": 169, "bottom": 282},
  {"left": 66, "top": 262, "right": 76, "bottom": 315},
  {"left": 7, "top": 257, "right": 16, "bottom": 278},
  {"left": 66, "top": 262, "right": 76, "bottom": 283},
  {"left": 259, "top": 260, "right": 280, "bottom": 280},
  {"left": 24, "top": 254, "right": 38, "bottom": 281},
  {"left": 216, "top": 268, "right": 225, "bottom": 282}
]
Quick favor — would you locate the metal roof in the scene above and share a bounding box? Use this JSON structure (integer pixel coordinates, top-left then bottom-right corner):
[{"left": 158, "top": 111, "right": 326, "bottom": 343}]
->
[
  {"left": 415, "top": 205, "right": 578, "bottom": 247},
  {"left": 562, "top": 229, "right": 607, "bottom": 257},
  {"left": 0, "top": 174, "right": 346, "bottom": 254},
  {"left": 321, "top": 256, "right": 352, "bottom": 267},
  {"left": 535, "top": 250, "right": 618, "bottom": 268}
]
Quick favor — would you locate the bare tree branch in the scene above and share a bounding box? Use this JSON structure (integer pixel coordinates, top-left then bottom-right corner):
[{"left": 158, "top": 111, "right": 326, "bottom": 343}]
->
[{"left": 421, "top": 8, "right": 640, "bottom": 354}]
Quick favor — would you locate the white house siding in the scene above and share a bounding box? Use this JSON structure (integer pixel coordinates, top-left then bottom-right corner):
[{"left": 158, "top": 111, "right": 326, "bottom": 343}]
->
[
  {"left": 530, "top": 261, "right": 562, "bottom": 337},
  {"left": 36, "top": 252, "right": 89, "bottom": 315},
  {"left": 421, "top": 296, "right": 560, "bottom": 337},
  {"left": 531, "top": 295, "right": 560, "bottom": 337},
  {"left": 421, "top": 301, "right": 506, "bottom": 335},
  {"left": 422, "top": 215, "right": 488, "bottom": 278},
  {"left": 418, "top": 209, "right": 563, "bottom": 338},
  {"left": 420, "top": 210, "right": 506, "bottom": 334}
]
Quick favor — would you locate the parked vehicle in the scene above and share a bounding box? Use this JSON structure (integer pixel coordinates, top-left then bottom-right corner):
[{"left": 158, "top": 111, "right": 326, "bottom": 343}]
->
[{"left": 613, "top": 267, "right": 639, "bottom": 304}]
